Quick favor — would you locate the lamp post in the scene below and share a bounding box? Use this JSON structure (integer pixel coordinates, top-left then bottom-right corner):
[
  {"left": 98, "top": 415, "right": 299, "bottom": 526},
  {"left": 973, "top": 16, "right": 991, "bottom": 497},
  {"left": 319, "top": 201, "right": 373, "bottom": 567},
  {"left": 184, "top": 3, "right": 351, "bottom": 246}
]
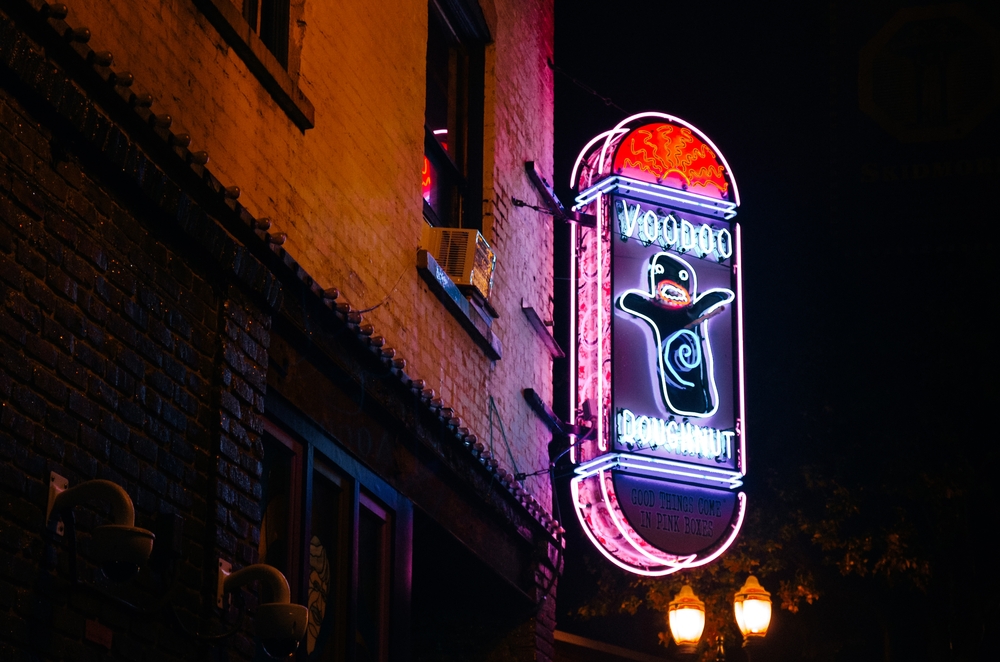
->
[
  {"left": 668, "top": 584, "right": 706, "bottom": 658},
  {"left": 734, "top": 576, "right": 771, "bottom": 660}
]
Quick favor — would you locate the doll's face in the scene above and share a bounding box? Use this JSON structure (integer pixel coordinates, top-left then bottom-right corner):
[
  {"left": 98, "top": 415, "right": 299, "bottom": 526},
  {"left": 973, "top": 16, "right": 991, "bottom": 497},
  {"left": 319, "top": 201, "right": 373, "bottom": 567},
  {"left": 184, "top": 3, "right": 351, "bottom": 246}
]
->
[{"left": 655, "top": 276, "right": 691, "bottom": 308}]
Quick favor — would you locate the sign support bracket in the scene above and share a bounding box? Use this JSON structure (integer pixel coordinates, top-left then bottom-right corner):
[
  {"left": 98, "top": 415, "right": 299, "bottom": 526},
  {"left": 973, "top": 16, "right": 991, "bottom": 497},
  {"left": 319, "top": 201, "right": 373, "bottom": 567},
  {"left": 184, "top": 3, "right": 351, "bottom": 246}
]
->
[{"left": 524, "top": 161, "right": 596, "bottom": 226}]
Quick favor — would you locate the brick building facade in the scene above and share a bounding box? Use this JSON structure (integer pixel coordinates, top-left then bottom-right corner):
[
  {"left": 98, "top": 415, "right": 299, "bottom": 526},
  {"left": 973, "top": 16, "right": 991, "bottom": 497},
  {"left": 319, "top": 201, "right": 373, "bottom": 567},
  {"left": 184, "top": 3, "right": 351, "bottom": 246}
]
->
[{"left": 1, "top": 0, "right": 561, "bottom": 659}]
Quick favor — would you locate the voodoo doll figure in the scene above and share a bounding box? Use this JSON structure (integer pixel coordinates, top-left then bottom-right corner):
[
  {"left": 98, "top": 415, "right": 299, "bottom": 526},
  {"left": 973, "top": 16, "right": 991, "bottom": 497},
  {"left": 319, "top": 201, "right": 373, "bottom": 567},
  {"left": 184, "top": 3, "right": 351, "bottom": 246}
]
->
[{"left": 617, "top": 252, "right": 734, "bottom": 417}]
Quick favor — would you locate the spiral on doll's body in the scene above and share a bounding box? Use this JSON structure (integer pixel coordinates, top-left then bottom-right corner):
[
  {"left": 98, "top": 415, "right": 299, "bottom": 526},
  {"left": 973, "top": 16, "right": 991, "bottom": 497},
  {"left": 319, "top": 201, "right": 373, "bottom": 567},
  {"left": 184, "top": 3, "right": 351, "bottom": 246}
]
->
[{"left": 662, "top": 329, "right": 703, "bottom": 389}]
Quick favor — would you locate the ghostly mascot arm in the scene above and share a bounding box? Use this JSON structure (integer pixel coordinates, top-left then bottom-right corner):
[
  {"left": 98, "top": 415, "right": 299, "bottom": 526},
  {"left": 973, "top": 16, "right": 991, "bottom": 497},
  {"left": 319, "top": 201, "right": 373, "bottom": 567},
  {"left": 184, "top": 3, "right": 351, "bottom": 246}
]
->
[{"left": 686, "top": 289, "right": 735, "bottom": 325}]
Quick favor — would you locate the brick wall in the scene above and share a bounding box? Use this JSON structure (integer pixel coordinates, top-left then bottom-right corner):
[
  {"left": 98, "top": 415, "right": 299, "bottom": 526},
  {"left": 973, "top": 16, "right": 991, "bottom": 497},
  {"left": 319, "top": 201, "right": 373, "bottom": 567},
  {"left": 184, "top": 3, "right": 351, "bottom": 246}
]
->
[
  {"left": 480, "top": 0, "right": 556, "bottom": 503},
  {"left": 58, "top": 0, "right": 557, "bottom": 509},
  {"left": 0, "top": 17, "right": 275, "bottom": 655},
  {"left": 1, "top": 0, "right": 559, "bottom": 658}
]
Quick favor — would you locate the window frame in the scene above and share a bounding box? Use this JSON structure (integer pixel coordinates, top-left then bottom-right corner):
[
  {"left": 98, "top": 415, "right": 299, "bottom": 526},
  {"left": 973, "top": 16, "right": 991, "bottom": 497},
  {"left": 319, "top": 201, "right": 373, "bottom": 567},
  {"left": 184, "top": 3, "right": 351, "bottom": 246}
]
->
[
  {"left": 242, "top": 0, "right": 291, "bottom": 68},
  {"left": 423, "top": 0, "right": 487, "bottom": 230},
  {"left": 261, "top": 418, "right": 412, "bottom": 660},
  {"left": 193, "top": 0, "right": 315, "bottom": 130},
  {"left": 258, "top": 431, "right": 305, "bottom": 603}
]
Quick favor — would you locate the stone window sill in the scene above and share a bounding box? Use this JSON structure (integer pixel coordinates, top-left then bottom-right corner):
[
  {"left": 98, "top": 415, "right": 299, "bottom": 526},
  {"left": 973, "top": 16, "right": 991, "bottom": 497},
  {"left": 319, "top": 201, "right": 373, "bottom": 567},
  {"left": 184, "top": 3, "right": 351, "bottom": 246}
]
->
[
  {"left": 193, "top": 0, "right": 314, "bottom": 130},
  {"left": 417, "top": 250, "right": 502, "bottom": 361}
]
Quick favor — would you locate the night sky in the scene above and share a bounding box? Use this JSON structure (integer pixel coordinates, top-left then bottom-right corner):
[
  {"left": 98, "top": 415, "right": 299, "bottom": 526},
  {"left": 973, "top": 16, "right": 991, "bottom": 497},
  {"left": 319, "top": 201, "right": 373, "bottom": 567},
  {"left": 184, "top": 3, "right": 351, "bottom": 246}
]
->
[{"left": 549, "top": 0, "right": 999, "bottom": 659}]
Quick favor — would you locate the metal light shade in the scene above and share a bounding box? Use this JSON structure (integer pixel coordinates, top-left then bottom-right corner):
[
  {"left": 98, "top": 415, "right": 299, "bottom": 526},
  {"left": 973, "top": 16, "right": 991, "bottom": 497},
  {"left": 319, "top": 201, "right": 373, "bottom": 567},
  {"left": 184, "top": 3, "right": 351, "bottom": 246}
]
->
[
  {"left": 668, "top": 585, "right": 706, "bottom": 650},
  {"left": 734, "top": 576, "right": 771, "bottom": 638}
]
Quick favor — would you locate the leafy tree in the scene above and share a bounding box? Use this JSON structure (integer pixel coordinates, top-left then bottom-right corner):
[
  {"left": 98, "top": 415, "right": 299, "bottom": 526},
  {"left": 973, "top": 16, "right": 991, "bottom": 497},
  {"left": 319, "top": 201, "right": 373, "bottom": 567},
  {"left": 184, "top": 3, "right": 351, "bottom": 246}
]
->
[{"left": 558, "top": 416, "right": 989, "bottom": 662}]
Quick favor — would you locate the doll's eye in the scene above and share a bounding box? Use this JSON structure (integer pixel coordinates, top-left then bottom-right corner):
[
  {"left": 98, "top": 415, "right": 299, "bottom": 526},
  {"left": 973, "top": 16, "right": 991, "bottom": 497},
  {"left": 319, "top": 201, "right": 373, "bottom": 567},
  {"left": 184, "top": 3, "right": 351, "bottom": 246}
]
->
[{"left": 678, "top": 270, "right": 688, "bottom": 280}]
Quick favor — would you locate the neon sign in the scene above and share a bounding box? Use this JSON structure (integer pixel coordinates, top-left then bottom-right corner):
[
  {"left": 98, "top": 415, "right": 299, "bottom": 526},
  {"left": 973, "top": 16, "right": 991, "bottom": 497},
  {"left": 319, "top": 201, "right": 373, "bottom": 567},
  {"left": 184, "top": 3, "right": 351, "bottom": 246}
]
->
[
  {"left": 618, "top": 251, "right": 733, "bottom": 418},
  {"left": 569, "top": 113, "right": 747, "bottom": 575},
  {"left": 615, "top": 200, "right": 734, "bottom": 260},
  {"left": 613, "top": 123, "right": 730, "bottom": 198},
  {"left": 616, "top": 409, "right": 735, "bottom": 461}
]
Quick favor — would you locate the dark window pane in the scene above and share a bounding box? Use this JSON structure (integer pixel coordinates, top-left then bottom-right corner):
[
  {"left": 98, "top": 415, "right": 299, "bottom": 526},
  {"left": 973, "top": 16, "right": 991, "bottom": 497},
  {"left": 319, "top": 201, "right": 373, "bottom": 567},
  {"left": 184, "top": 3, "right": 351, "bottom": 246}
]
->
[
  {"left": 425, "top": 13, "right": 452, "bottom": 145},
  {"left": 356, "top": 504, "right": 388, "bottom": 662},
  {"left": 260, "top": 0, "right": 290, "bottom": 67},
  {"left": 259, "top": 435, "right": 293, "bottom": 576},
  {"left": 242, "top": 0, "right": 259, "bottom": 30},
  {"left": 243, "top": 0, "right": 289, "bottom": 66},
  {"left": 307, "top": 467, "right": 347, "bottom": 661}
]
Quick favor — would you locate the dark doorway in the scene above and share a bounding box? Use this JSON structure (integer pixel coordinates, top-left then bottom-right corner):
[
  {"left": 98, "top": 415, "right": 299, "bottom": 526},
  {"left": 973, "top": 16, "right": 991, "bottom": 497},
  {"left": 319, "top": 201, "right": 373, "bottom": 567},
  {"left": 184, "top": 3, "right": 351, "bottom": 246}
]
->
[{"left": 411, "top": 510, "right": 535, "bottom": 661}]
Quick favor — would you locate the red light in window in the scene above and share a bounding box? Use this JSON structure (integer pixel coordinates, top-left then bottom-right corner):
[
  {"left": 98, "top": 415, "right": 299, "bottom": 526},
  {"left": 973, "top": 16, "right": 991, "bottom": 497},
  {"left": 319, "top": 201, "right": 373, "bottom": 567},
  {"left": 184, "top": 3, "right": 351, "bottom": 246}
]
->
[
  {"left": 433, "top": 129, "right": 449, "bottom": 154},
  {"left": 422, "top": 156, "right": 434, "bottom": 203}
]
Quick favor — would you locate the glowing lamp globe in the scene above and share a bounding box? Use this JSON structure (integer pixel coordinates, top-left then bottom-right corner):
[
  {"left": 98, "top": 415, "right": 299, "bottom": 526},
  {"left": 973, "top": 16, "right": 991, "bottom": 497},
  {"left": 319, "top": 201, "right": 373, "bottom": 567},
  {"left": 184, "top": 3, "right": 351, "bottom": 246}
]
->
[
  {"left": 668, "top": 585, "right": 706, "bottom": 653},
  {"left": 734, "top": 576, "right": 772, "bottom": 639}
]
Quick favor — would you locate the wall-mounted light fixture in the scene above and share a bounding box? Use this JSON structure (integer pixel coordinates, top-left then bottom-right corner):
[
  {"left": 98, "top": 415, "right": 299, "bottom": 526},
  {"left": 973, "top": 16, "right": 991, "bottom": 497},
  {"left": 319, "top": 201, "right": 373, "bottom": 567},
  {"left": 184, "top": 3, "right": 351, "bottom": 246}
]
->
[
  {"left": 46, "top": 472, "right": 155, "bottom": 581},
  {"left": 217, "top": 559, "right": 309, "bottom": 658},
  {"left": 45, "top": 475, "right": 306, "bottom": 657}
]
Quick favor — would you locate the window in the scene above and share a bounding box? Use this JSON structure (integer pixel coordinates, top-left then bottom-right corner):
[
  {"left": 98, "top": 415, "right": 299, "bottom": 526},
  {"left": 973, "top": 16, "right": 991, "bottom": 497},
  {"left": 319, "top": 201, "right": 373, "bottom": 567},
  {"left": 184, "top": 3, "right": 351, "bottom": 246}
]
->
[
  {"left": 258, "top": 434, "right": 301, "bottom": 587},
  {"left": 356, "top": 495, "right": 392, "bottom": 662},
  {"left": 193, "top": 0, "right": 314, "bottom": 129},
  {"left": 423, "top": 2, "right": 486, "bottom": 228},
  {"left": 259, "top": 421, "right": 409, "bottom": 661},
  {"left": 302, "top": 459, "right": 350, "bottom": 660},
  {"left": 243, "top": 0, "right": 290, "bottom": 67}
]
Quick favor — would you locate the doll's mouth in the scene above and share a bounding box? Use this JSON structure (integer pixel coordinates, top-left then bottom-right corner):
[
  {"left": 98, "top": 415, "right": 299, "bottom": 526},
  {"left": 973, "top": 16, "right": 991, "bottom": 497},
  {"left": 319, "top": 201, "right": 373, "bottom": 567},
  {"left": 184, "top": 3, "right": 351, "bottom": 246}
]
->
[{"left": 656, "top": 280, "right": 691, "bottom": 308}]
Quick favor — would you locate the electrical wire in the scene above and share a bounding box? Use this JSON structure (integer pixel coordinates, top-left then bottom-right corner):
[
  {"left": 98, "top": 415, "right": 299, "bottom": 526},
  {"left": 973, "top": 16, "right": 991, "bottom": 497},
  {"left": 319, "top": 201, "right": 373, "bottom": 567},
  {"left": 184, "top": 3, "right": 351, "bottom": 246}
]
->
[
  {"left": 357, "top": 267, "right": 407, "bottom": 313},
  {"left": 488, "top": 395, "right": 520, "bottom": 477},
  {"left": 547, "top": 58, "right": 628, "bottom": 114},
  {"left": 534, "top": 448, "right": 568, "bottom": 609},
  {"left": 515, "top": 443, "right": 575, "bottom": 481}
]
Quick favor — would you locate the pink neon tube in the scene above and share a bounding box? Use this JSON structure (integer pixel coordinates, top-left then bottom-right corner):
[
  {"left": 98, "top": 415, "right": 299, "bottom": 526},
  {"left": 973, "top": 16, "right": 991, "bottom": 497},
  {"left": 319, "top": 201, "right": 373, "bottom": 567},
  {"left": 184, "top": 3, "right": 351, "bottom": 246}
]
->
[{"left": 569, "top": 219, "right": 578, "bottom": 463}]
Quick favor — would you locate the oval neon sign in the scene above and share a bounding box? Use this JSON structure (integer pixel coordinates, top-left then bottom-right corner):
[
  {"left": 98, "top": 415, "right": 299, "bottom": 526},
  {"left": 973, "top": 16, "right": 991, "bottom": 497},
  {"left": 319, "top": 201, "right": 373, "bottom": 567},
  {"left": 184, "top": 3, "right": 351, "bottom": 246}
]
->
[{"left": 569, "top": 112, "right": 747, "bottom": 575}]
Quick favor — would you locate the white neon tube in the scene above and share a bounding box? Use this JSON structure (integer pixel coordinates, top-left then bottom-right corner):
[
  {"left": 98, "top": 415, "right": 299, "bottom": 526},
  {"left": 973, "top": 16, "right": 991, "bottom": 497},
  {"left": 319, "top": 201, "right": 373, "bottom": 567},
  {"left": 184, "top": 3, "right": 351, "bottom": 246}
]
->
[
  {"left": 615, "top": 252, "right": 733, "bottom": 419},
  {"left": 598, "top": 468, "right": 683, "bottom": 566},
  {"left": 573, "top": 176, "right": 738, "bottom": 218},
  {"left": 573, "top": 453, "right": 743, "bottom": 489},
  {"left": 736, "top": 222, "right": 747, "bottom": 475},
  {"left": 570, "top": 130, "right": 618, "bottom": 188}
]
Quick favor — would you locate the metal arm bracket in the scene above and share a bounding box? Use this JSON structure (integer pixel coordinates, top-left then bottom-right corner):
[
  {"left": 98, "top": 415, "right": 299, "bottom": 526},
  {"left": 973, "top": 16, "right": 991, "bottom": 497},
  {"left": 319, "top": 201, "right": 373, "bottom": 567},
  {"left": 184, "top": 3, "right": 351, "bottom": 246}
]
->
[{"left": 525, "top": 161, "right": 596, "bottom": 226}]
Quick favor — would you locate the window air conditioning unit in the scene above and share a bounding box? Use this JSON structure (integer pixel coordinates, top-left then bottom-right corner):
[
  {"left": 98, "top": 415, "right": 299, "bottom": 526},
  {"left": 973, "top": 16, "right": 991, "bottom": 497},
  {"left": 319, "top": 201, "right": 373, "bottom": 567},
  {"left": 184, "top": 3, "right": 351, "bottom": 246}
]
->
[{"left": 421, "top": 227, "right": 496, "bottom": 301}]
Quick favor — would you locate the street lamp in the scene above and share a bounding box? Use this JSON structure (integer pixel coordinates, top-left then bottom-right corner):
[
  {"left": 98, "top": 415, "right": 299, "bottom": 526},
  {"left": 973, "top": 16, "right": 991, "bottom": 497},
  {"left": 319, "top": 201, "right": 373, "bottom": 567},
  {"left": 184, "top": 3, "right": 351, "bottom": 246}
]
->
[
  {"left": 668, "top": 584, "right": 706, "bottom": 656},
  {"left": 734, "top": 575, "right": 771, "bottom": 658}
]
